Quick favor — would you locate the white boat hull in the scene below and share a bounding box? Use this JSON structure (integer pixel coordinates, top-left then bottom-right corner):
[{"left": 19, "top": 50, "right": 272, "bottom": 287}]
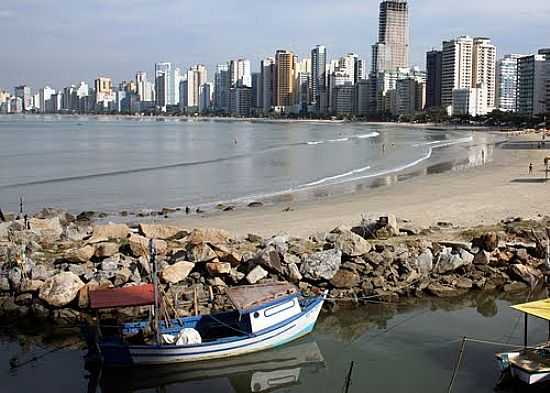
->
[{"left": 100, "top": 296, "right": 325, "bottom": 365}]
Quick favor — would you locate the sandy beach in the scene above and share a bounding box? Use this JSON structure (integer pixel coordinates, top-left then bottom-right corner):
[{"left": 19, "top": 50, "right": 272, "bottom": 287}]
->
[{"left": 169, "top": 132, "right": 550, "bottom": 237}]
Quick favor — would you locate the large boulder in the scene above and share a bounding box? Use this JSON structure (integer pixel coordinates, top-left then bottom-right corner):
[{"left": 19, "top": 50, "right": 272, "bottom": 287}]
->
[
  {"left": 129, "top": 235, "right": 167, "bottom": 257},
  {"left": 35, "top": 208, "right": 74, "bottom": 225},
  {"left": 255, "top": 249, "right": 283, "bottom": 274},
  {"left": 334, "top": 230, "right": 372, "bottom": 257},
  {"left": 0, "top": 222, "right": 9, "bottom": 240},
  {"left": 246, "top": 265, "right": 268, "bottom": 284},
  {"left": 160, "top": 261, "right": 195, "bottom": 284},
  {"left": 209, "top": 244, "right": 243, "bottom": 266},
  {"left": 329, "top": 270, "right": 361, "bottom": 289},
  {"left": 186, "top": 242, "right": 218, "bottom": 263},
  {"left": 64, "top": 245, "right": 95, "bottom": 264},
  {"left": 435, "top": 248, "right": 470, "bottom": 274},
  {"left": 472, "top": 232, "right": 498, "bottom": 252},
  {"left": 473, "top": 250, "right": 491, "bottom": 265},
  {"left": 29, "top": 217, "right": 63, "bottom": 242},
  {"left": 287, "top": 263, "right": 303, "bottom": 283},
  {"left": 301, "top": 249, "right": 342, "bottom": 282},
  {"left": 427, "top": 283, "right": 466, "bottom": 298},
  {"left": 94, "top": 242, "right": 120, "bottom": 258},
  {"left": 378, "top": 215, "right": 399, "bottom": 237},
  {"left": 19, "top": 279, "right": 44, "bottom": 293},
  {"left": 415, "top": 249, "right": 433, "bottom": 275},
  {"left": 65, "top": 223, "right": 92, "bottom": 242},
  {"left": 139, "top": 223, "right": 184, "bottom": 240},
  {"left": 185, "top": 228, "right": 232, "bottom": 245},
  {"left": 88, "top": 224, "right": 129, "bottom": 243},
  {"left": 509, "top": 265, "right": 543, "bottom": 289},
  {"left": 39, "top": 272, "right": 85, "bottom": 307}
]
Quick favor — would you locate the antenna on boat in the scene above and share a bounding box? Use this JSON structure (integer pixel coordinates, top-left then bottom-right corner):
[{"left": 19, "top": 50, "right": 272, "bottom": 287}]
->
[{"left": 149, "top": 239, "right": 161, "bottom": 345}]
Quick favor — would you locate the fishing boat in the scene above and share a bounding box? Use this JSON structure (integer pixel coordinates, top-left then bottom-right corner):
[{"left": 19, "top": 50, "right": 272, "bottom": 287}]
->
[
  {"left": 84, "top": 241, "right": 328, "bottom": 367},
  {"left": 496, "top": 298, "right": 550, "bottom": 385}
]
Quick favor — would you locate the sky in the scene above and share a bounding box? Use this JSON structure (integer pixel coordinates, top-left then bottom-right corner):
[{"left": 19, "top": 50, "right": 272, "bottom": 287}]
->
[{"left": 0, "top": 0, "right": 549, "bottom": 90}]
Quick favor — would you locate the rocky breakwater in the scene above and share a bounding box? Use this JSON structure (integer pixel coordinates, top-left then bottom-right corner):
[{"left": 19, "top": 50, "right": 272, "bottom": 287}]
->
[{"left": 0, "top": 208, "right": 549, "bottom": 325}]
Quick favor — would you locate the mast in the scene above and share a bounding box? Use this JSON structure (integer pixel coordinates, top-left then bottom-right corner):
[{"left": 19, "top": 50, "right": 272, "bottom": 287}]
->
[{"left": 150, "top": 239, "right": 161, "bottom": 345}]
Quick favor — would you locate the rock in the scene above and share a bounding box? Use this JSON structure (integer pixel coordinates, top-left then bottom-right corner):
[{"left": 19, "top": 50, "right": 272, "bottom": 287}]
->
[
  {"left": 509, "top": 265, "right": 543, "bottom": 289},
  {"left": 329, "top": 270, "right": 361, "bottom": 289},
  {"left": 100, "top": 258, "right": 119, "bottom": 272},
  {"left": 8, "top": 267, "right": 22, "bottom": 289},
  {"left": 473, "top": 250, "right": 490, "bottom": 265},
  {"left": 379, "top": 215, "right": 399, "bottom": 237},
  {"left": 0, "top": 222, "right": 9, "bottom": 240},
  {"left": 334, "top": 230, "right": 372, "bottom": 257},
  {"left": 129, "top": 235, "right": 168, "bottom": 257},
  {"left": 64, "top": 245, "right": 95, "bottom": 263},
  {"left": 415, "top": 249, "right": 433, "bottom": 275},
  {"left": 186, "top": 228, "right": 232, "bottom": 245},
  {"left": 364, "top": 251, "right": 385, "bottom": 266},
  {"left": 139, "top": 223, "right": 183, "bottom": 240},
  {"left": 399, "top": 223, "right": 421, "bottom": 236},
  {"left": 209, "top": 244, "right": 243, "bottom": 265},
  {"left": 246, "top": 233, "right": 263, "bottom": 243},
  {"left": 287, "top": 263, "right": 302, "bottom": 283},
  {"left": 256, "top": 249, "right": 283, "bottom": 274},
  {"left": 438, "top": 241, "right": 473, "bottom": 253},
  {"left": 246, "top": 265, "right": 268, "bottom": 284},
  {"left": 35, "top": 208, "right": 74, "bottom": 225},
  {"left": 88, "top": 224, "right": 129, "bottom": 243},
  {"left": 94, "top": 242, "right": 120, "bottom": 258},
  {"left": 300, "top": 249, "right": 342, "bottom": 282},
  {"left": 19, "top": 279, "right": 44, "bottom": 293},
  {"left": 248, "top": 201, "right": 263, "bottom": 208},
  {"left": 263, "top": 233, "right": 289, "bottom": 254},
  {"left": 29, "top": 217, "right": 63, "bottom": 242},
  {"left": 427, "top": 283, "right": 466, "bottom": 298},
  {"left": 229, "top": 268, "right": 245, "bottom": 284},
  {"left": 454, "top": 277, "right": 473, "bottom": 289},
  {"left": 39, "top": 272, "right": 85, "bottom": 307},
  {"left": 206, "top": 262, "right": 232, "bottom": 275},
  {"left": 113, "top": 268, "right": 132, "bottom": 286},
  {"left": 435, "top": 248, "right": 470, "bottom": 274},
  {"left": 459, "top": 249, "right": 474, "bottom": 265},
  {"left": 15, "top": 293, "right": 33, "bottom": 306},
  {"left": 283, "top": 253, "right": 301, "bottom": 265},
  {"left": 186, "top": 242, "right": 218, "bottom": 263},
  {"left": 0, "top": 277, "right": 10, "bottom": 292},
  {"left": 31, "top": 264, "right": 53, "bottom": 281},
  {"left": 136, "top": 209, "right": 154, "bottom": 217},
  {"left": 472, "top": 232, "right": 498, "bottom": 252},
  {"left": 65, "top": 223, "right": 91, "bottom": 242},
  {"left": 503, "top": 281, "right": 529, "bottom": 293},
  {"left": 515, "top": 249, "right": 529, "bottom": 263},
  {"left": 160, "top": 261, "right": 195, "bottom": 284}
]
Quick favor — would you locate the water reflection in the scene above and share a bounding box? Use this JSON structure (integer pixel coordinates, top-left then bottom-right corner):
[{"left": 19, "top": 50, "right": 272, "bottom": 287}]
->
[{"left": 88, "top": 339, "right": 325, "bottom": 393}]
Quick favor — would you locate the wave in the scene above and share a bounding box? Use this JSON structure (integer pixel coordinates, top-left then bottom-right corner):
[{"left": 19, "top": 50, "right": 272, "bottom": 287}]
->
[
  {"left": 302, "top": 165, "right": 372, "bottom": 187},
  {"left": 305, "top": 131, "right": 379, "bottom": 146},
  {"left": 413, "top": 136, "right": 473, "bottom": 148}
]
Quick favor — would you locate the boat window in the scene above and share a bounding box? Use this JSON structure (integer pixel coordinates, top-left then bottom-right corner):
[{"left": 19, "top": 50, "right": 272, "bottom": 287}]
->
[
  {"left": 253, "top": 312, "right": 260, "bottom": 319},
  {"left": 264, "top": 300, "right": 295, "bottom": 318}
]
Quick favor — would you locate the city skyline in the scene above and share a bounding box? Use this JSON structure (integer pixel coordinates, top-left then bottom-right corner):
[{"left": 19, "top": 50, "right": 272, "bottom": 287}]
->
[{"left": 1, "top": 0, "right": 549, "bottom": 88}]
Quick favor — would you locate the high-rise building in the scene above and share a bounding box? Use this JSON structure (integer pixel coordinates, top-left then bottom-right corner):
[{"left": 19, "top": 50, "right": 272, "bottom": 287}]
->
[
  {"left": 155, "top": 62, "right": 179, "bottom": 109},
  {"left": 251, "top": 72, "right": 262, "bottom": 111},
  {"left": 183, "top": 65, "right": 208, "bottom": 111},
  {"left": 214, "top": 64, "right": 230, "bottom": 112},
  {"left": 229, "top": 59, "right": 252, "bottom": 88},
  {"left": 426, "top": 50, "right": 442, "bottom": 108},
  {"left": 199, "top": 82, "right": 213, "bottom": 113},
  {"left": 39, "top": 86, "right": 56, "bottom": 113},
  {"left": 496, "top": 54, "right": 523, "bottom": 112},
  {"left": 261, "top": 57, "right": 275, "bottom": 113},
  {"left": 372, "top": 0, "right": 409, "bottom": 74},
  {"left": 136, "top": 71, "right": 154, "bottom": 102},
  {"left": 452, "top": 86, "right": 488, "bottom": 117},
  {"left": 274, "top": 50, "right": 297, "bottom": 109},
  {"left": 311, "top": 45, "right": 327, "bottom": 110},
  {"left": 517, "top": 53, "right": 547, "bottom": 115},
  {"left": 441, "top": 35, "right": 474, "bottom": 108},
  {"left": 14, "top": 85, "right": 32, "bottom": 111},
  {"left": 229, "top": 87, "right": 252, "bottom": 116},
  {"left": 94, "top": 77, "right": 113, "bottom": 110},
  {"left": 472, "top": 37, "right": 497, "bottom": 111}
]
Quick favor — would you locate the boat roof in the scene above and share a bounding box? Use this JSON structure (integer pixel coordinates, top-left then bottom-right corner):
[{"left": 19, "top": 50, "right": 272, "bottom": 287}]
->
[
  {"left": 89, "top": 284, "right": 155, "bottom": 310},
  {"left": 512, "top": 298, "right": 550, "bottom": 321},
  {"left": 225, "top": 282, "right": 299, "bottom": 313}
]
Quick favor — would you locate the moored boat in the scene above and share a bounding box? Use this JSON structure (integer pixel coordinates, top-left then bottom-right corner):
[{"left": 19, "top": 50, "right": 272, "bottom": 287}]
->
[
  {"left": 496, "top": 298, "right": 550, "bottom": 386},
  {"left": 84, "top": 241, "right": 327, "bottom": 367}
]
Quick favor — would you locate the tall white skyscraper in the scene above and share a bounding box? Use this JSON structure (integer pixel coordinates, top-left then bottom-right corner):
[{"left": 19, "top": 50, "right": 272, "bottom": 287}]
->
[
  {"left": 496, "top": 54, "right": 523, "bottom": 112},
  {"left": 441, "top": 35, "right": 474, "bottom": 107},
  {"left": 39, "top": 86, "right": 56, "bottom": 113},
  {"left": 472, "top": 37, "right": 497, "bottom": 110},
  {"left": 154, "top": 62, "right": 180, "bottom": 109},
  {"left": 136, "top": 71, "right": 153, "bottom": 102},
  {"left": 229, "top": 59, "right": 252, "bottom": 88}
]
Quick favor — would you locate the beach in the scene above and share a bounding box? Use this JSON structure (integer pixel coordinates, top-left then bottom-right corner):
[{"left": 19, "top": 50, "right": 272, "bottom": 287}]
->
[{"left": 170, "top": 133, "right": 550, "bottom": 237}]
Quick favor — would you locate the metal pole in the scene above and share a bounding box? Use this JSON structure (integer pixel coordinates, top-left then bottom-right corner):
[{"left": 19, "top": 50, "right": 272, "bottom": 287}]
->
[
  {"left": 19, "top": 196, "right": 23, "bottom": 217},
  {"left": 150, "top": 239, "right": 161, "bottom": 345},
  {"left": 523, "top": 314, "right": 529, "bottom": 348}
]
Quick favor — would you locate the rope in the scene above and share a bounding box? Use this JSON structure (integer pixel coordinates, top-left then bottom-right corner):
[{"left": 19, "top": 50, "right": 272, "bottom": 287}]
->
[
  {"left": 8, "top": 339, "right": 81, "bottom": 371},
  {"left": 447, "top": 337, "right": 467, "bottom": 393}
]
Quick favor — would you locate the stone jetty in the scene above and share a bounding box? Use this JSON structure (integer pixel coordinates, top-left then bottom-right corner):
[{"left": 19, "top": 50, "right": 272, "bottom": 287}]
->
[{"left": 0, "top": 208, "right": 549, "bottom": 325}]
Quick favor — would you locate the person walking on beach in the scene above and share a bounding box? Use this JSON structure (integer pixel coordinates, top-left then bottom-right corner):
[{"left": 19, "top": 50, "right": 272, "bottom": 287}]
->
[
  {"left": 0, "top": 208, "right": 5, "bottom": 222},
  {"left": 482, "top": 149, "right": 485, "bottom": 165},
  {"left": 529, "top": 162, "right": 534, "bottom": 175}
]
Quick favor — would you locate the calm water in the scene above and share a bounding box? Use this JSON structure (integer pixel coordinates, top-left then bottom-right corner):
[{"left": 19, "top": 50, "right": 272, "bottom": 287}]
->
[
  {"left": 0, "top": 115, "right": 500, "bottom": 214},
  {"left": 2, "top": 294, "right": 548, "bottom": 393}
]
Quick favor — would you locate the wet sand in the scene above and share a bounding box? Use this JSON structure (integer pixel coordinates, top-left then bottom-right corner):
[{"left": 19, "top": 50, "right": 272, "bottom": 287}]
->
[{"left": 169, "top": 133, "right": 550, "bottom": 237}]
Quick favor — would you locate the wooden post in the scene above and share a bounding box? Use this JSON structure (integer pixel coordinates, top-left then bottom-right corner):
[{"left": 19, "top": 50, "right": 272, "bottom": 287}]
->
[
  {"left": 193, "top": 287, "right": 199, "bottom": 316},
  {"left": 523, "top": 313, "right": 529, "bottom": 348}
]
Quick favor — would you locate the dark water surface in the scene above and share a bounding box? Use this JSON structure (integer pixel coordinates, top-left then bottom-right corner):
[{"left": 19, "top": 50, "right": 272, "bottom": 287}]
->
[
  {"left": 2, "top": 294, "right": 548, "bottom": 393},
  {"left": 0, "top": 115, "right": 501, "bottom": 214}
]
